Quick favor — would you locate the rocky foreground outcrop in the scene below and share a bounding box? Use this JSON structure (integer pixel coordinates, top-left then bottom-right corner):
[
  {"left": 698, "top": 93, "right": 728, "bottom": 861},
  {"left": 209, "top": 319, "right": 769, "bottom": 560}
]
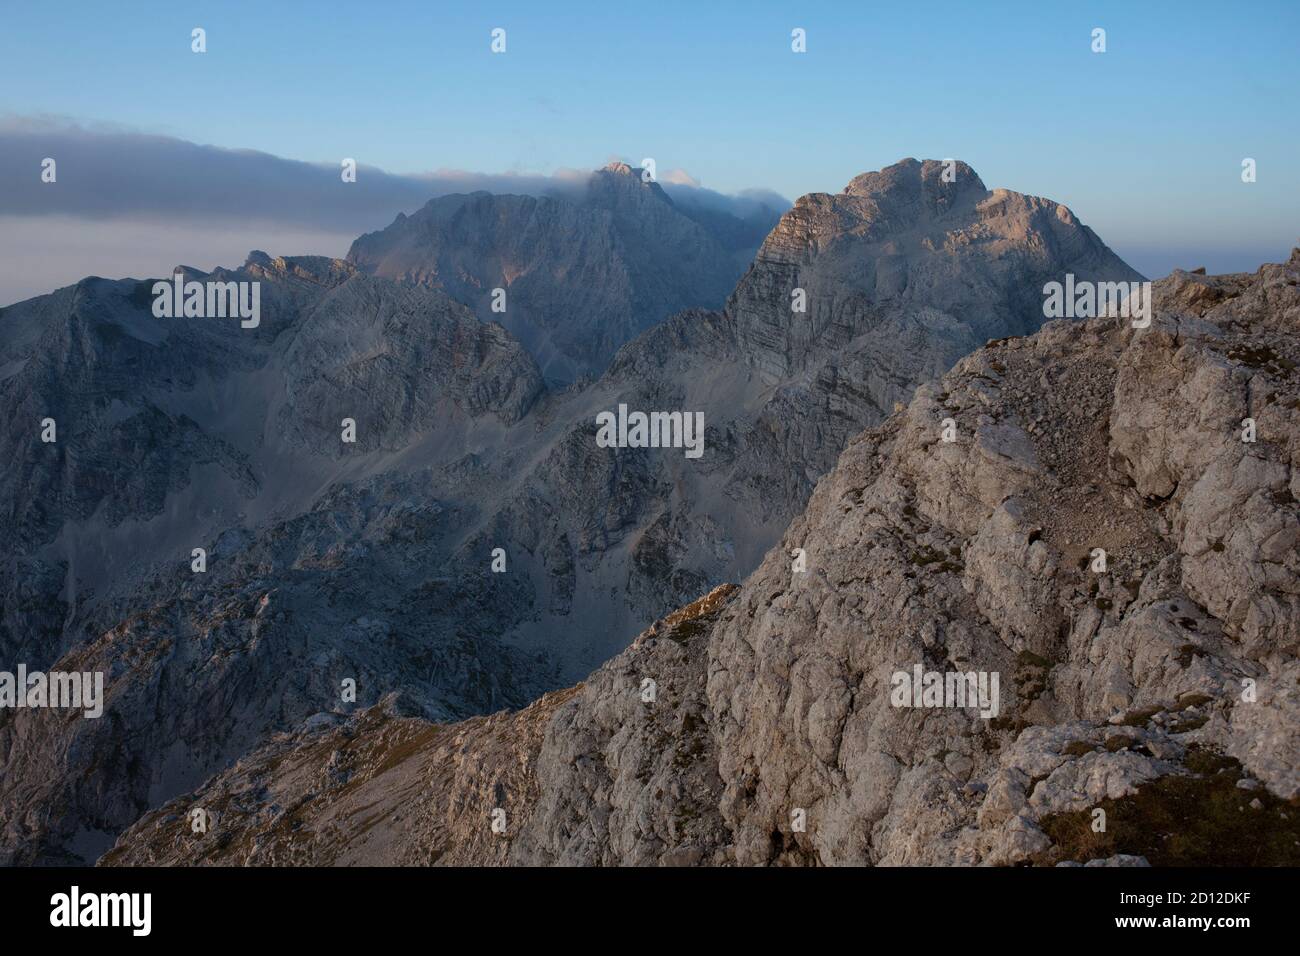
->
[{"left": 104, "top": 253, "right": 1300, "bottom": 866}]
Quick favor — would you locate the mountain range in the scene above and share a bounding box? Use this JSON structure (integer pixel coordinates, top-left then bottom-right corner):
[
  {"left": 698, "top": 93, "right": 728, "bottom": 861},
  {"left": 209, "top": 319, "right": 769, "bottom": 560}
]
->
[
  {"left": 103, "top": 249, "right": 1300, "bottom": 866},
  {"left": 5, "top": 158, "right": 1259, "bottom": 867}
]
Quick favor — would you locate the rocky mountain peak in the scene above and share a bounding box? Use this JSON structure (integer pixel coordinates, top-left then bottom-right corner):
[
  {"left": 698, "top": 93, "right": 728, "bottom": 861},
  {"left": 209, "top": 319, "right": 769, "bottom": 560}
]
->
[
  {"left": 586, "top": 159, "right": 672, "bottom": 207},
  {"left": 241, "top": 252, "right": 358, "bottom": 287},
  {"left": 599, "top": 160, "right": 637, "bottom": 176},
  {"left": 346, "top": 161, "right": 760, "bottom": 382},
  {"left": 723, "top": 157, "right": 1140, "bottom": 384},
  {"left": 843, "top": 157, "right": 987, "bottom": 206}
]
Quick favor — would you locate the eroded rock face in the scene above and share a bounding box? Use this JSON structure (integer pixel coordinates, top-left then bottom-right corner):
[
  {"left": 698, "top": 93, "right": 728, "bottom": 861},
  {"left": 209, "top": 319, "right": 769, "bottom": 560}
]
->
[
  {"left": 104, "top": 253, "right": 1300, "bottom": 867},
  {"left": 0, "top": 160, "right": 1147, "bottom": 863},
  {"left": 706, "top": 254, "right": 1298, "bottom": 866},
  {"left": 347, "top": 163, "right": 779, "bottom": 385},
  {"left": 0, "top": 256, "right": 553, "bottom": 863},
  {"left": 100, "top": 588, "right": 736, "bottom": 867},
  {"left": 729, "top": 159, "right": 1139, "bottom": 386}
]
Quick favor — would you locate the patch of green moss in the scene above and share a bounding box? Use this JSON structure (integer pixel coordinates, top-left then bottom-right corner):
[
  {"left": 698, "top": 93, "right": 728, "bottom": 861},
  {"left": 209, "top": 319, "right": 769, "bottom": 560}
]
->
[
  {"left": 673, "top": 801, "right": 701, "bottom": 825},
  {"left": 908, "top": 544, "right": 963, "bottom": 573},
  {"left": 1167, "top": 713, "right": 1210, "bottom": 734},
  {"left": 1118, "top": 705, "right": 1162, "bottom": 727},
  {"left": 1225, "top": 343, "right": 1296, "bottom": 373},
  {"left": 1016, "top": 650, "right": 1052, "bottom": 669},
  {"left": 1040, "top": 747, "right": 1300, "bottom": 865},
  {"left": 667, "top": 617, "right": 710, "bottom": 644},
  {"left": 672, "top": 736, "right": 707, "bottom": 768}
]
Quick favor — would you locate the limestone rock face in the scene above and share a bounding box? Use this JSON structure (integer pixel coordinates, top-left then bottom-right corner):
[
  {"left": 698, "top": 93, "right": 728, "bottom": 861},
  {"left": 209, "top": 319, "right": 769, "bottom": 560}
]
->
[
  {"left": 100, "top": 588, "right": 737, "bottom": 867},
  {"left": 103, "top": 252, "right": 1299, "bottom": 867},
  {"left": 730, "top": 159, "right": 1139, "bottom": 387},
  {"left": 0, "top": 257, "right": 554, "bottom": 864},
  {"left": 0, "top": 160, "right": 1148, "bottom": 864},
  {"left": 347, "top": 163, "right": 779, "bottom": 384}
]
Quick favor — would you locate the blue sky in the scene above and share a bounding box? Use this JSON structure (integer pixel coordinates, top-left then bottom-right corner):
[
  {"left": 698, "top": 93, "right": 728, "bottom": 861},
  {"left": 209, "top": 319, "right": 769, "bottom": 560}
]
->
[{"left": 1, "top": 0, "right": 1297, "bottom": 295}]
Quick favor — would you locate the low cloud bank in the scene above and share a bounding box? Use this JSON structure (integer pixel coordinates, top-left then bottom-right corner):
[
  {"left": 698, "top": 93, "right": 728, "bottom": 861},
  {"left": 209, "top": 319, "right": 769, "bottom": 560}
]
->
[{"left": 0, "top": 117, "right": 789, "bottom": 304}]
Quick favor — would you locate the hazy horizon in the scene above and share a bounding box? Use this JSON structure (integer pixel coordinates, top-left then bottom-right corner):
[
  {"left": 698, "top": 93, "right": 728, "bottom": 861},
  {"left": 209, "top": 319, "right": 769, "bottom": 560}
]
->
[
  {"left": 3, "top": 0, "right": 1297, "bottom": 303},
  {"left": 1, "top": 118, "right": 1293, "bottom": 307}
]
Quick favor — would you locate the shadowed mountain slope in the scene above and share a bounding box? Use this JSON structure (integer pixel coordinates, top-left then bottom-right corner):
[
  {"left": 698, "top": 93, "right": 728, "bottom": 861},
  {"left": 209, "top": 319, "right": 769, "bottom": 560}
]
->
[
  {"left": 347, "top": 162, "right": 781, "bottom": 384},
  {"left": 1, "top": 160, "right": 1146, "bottom": 863},
  {"left": 105, "top": 252, "right": 1299, "bottom": 866}
]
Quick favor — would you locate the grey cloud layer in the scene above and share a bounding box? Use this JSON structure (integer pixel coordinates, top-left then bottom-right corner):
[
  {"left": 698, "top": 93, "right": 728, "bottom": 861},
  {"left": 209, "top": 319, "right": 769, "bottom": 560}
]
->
[
  {"left": 0, "top": 117, "right": 787, "bottom": 232},
  {"left": 0, "top": 118, "right": 787, "bottom": 305}
]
